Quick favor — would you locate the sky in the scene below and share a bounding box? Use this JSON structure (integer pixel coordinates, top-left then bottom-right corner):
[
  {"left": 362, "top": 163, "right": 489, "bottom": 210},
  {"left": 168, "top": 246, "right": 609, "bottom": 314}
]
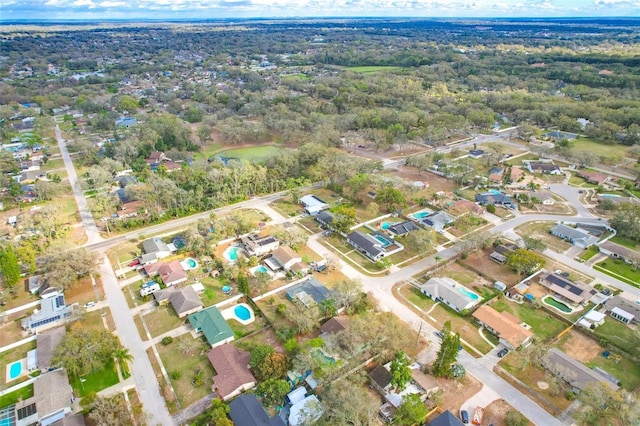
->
[{"left": 1, "top": 0, "right": 639, "bottom": 21}]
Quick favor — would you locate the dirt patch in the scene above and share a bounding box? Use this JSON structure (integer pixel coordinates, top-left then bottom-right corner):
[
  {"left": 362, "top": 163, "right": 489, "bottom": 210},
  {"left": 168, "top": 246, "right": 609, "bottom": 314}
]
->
[
  {"left": 483, "top": 399, "right": 534, "bottom": 426},
  {"left": 525, "top": 282, "right": 549, "bottom": 299},
  {"left": 557, "top": 330, "right": 603, "bottom": 362},
  {"left": 436, "top": 374, "right": 483, "bottom": 413},
  {"left": 459, "top": 249, "right": 523, "bottom": 286}
]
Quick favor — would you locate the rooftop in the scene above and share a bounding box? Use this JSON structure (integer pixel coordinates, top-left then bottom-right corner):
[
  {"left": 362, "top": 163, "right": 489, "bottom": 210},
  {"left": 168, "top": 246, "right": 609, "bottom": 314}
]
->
[
  {"left": 472, "top": 305, "right": 533, "bottom": 348},
  {"left": 188, "top": 306, "right": 234, "bottom": 347},
  {"left": 207, "top": 343, "right": 256, "bottom": 400}
]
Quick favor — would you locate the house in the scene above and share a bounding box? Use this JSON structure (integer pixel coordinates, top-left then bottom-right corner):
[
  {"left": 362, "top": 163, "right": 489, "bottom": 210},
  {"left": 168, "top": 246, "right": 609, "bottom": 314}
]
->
[
  {"left": 550, "top": 224, "right": 599, "bottom": 248},
  {"left": 146, "top": 151, "right": 166, "bottom": 167},
  {"left": 450, "top": 199, "right": 484, "bottom": 216},
  {"left": 472, "top": 305, "right": 533, "bottom": 349},
  {"left": 489, "top": 243, "right": 517, "bottom": 264},
  {"left": 154, "top": 286, "right": 203, "bottom": 318},
  {"left": 418, "top": 277, "right": 480, "bottom": 313},
  {"left": 265, "top": 246, "right": 303, "bottom": 271},
  {"left": 229, "top": 394, "right": 286, "bottom": 426},
  {"left": 21, "top": 291, "right": 72, "bottom": 332},
  {"left": 188, "top": 306, "right": 235, "bottom": 347},
  {"left": 410, "top": 367, "right": 439, "bottom": 397},
  {"left": 578, "top": 310, "right": 606, "bottom": 329},
  {"left": 300, "top": 195, "right": 330, "bottom": 215},
  {"left": 13, "top": 369, "right": 74, "bottom": 426},
  {"left": 35, "top": 327, "right": 66, "bottom": 372},
  {"left": 368, "top": 364, "right": 392, "bottom": 395},
  {"left": 468, "top": 149, "right": 485, "bottom": 159},
  {"left": 526, "top": 161, "right": 562, "bottom": 175},
  {"left": 421, "top": 211, "right": 455, "bottom": 232},
  {"left": 285, "top": 278, "right": 332, "bottom": 308},
  {"left": 388, "top": 220, "right": 420, "bottom": 236},
  {"left": 604, "top": 296, "right": 640, "bottom": 325},
  {"left": 113, "top": 175, "right": 138, "bottom": 188},
  {"left": 117, "top": 200, "right": 146, "bottom": 219},
  {"left": 139, "top": 237, "right": 174, "bottom": 265},
  {"left": 577, "top": 170, "right": 613, "bottom": 186},
  {"left": 115, "top": 117, "right": 137, "bottom": 127},
  {"left": 288, "top": 395, "right": 323, "bottom": 426},
  {"left": 529, "top": 191, "right": 555, "bottom": 205},
  {"left": 240, "top": 233, "right": 279, "bottom": 256},
  {"left": 207, "top": 343, "right": 256, "bottom": 401},
  {"left": 488, "top": 167, "right": 503, "bottom": 183},
  {"left": 598, "top": 241, "right": 639, "bottom": 264},
  {"left": 427, "top": 410, "right": 465, "bottom": 426},
  {"left": 346, "top": 231, "right": 387, "bottom": 261},
  {"left": 320, "top": 315, "right": 350, "bottom": 335},
  {"left": 509, "top": 166, "right": 524, "bottom": 183},
  {"left": 144, "top": 260, "right": 188, "bottom": 287},
  {"left": 315, "top": 210, "right": 334, "bottom": 227},
  {"left": 539, "top": 273, "right": 590, "bottom": 306},
  {"left": 543, "top": 348, "right": 619, "bottom": 391},
  {"left": 475, "top": 192, "right": 516, "bottom": 209}
]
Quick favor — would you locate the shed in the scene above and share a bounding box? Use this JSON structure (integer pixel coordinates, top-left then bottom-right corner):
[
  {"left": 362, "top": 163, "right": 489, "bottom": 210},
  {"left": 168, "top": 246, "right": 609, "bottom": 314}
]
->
[
  {"left": 286, "top": 387, "right": 307, "bottom": 405},
  {"left": 494, "top": 281, "right": 507, "bottom": 291}
]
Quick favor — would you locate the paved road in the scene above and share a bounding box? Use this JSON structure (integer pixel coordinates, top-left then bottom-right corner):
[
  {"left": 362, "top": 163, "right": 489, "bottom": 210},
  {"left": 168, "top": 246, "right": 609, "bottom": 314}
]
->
[
  {"left": 99, "top": 257, "right": 174, "bottom": 426},
  {"left": 53, "top": 122, "right": 103, "bottom": 245}
]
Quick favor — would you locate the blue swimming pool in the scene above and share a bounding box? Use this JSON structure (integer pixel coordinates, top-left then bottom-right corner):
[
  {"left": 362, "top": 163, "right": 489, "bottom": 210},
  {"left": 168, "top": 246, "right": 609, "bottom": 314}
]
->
[
  {"left": 489, "top": 189, "right": 502, "bottom": 194},
  {"left": 255, "top": 265, "right": 268, "bottom": 273},
  {"left": 381, "top": 222, "right": 390, "bottom": 230},
  {"left": 374, "top": 235, "right": 392, "bottom": 247},
  {"left": 235, "top": 305, "right": 251, "bottom": 321},
  {"left": 224, "top": 246, "right": 241, "bottom": 262},
  {"left": 412, "top": 211, "right": 431, "bottom": 219},
  {"left": 457, "top": 286, "right": 480, "bottom": 301},
  {"left": 600, "top": 194, "right": 621, "bottom": 198},
  {"left": 8, "top": 361, "right": 22, "bottom": 380}
]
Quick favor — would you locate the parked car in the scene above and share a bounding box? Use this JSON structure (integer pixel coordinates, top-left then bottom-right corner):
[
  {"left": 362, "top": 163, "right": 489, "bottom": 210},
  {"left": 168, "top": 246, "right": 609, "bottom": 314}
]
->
[
  {"left": 435, "top": 331, "right": 444, "bottom": 339},
  {"left": 129, "top": 259, "right": 141, "bottom": 267},
  {"left": 460, "top": 409, "right": 469, "bottom": 424},
  {"left": 601, "top": 289, "right": 612, "bottom": 296},
  {"left": 497, "top": 348, "right": 509, "bottom": 358},
  {"left": 84, "top": 301, "right": 95, "bottom": 308}
]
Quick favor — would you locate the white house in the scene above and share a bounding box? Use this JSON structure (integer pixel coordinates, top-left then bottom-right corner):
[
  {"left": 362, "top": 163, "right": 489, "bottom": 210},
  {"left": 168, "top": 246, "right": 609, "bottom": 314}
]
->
[
  {"left": 418, "top": 277, "right": 480, "bottom": 313},
  {"left": 300, "top": 195, "right": 330, "bottom": 215}
]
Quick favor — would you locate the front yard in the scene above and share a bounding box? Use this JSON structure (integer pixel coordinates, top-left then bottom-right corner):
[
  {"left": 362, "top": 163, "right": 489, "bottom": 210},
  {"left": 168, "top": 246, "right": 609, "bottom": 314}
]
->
[
  {"left": 595, "top": 259, "right": 640, "bottom": 288},
  {"left": 515, "top": 222, "right": 572, "bottom": 253},
  {"left": 140, "top": 305, "right": 186, "bottom": 338}
]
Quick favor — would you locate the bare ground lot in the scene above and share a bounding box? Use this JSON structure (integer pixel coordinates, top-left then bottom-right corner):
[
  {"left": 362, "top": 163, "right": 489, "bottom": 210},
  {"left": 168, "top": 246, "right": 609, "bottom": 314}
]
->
[
  {"left": 556, "top": 329, "right": 602, "bottom": 362},
  {"left": 459, "top": 249, "right": 523, "bottom": 286},
  {"left": 436, "top": 374, "right": 483, "bottom": 413},
  {"left": 483, "top": 399, "right": 534, "bottom": 426}
]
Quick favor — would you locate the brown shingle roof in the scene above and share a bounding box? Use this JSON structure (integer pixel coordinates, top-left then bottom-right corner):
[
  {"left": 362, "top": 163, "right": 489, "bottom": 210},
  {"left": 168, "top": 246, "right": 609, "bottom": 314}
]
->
[
  {"left": 472, "top": 305, "right": 533, "bottom": 348},
  {"left": 208, "top": 344, "right": 256, "bottom": 400},
  {"left": 36, "top": 327, "right": 66, "bottom": 370},
  {"left": 320, "top": 316, "right": 350, "bottom": 335}
]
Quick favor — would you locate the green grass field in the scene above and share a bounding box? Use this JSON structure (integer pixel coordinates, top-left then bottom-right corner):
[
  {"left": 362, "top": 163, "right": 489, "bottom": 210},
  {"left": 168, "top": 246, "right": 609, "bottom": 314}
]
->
[
  {"left": 346, "top": 66, "right": 403, "bottom": 74},
  {"left": 71, "top": 361, "right": 119, "bottom": 397},
  {"left": 214, "top": 145, "right": 285, "bottom": 161},
  {"left": 594, "top": 259, "right": 640, "bottom": 288},
  {"left": 572, "top": 137, "right": 630, "bottom": 159},
  {"left": 609, "top": 235, "right": 640, "bottom": 250},
  {"left": 0, "top": 384, "right": 34, "bottom": 408},
  {"left": 492, "top": 299, "right": 567, "bottom": 341}
]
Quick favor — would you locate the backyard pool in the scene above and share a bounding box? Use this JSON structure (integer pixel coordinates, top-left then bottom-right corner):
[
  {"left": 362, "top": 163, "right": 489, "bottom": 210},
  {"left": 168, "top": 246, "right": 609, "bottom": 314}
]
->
[
  {"left": 251, "top": 265, "right": 270, "bottom": 276},
  {"left": 381, "top": 222, "right": 390, "bottom": 230},
  {"left": 373, "top": 235, "right": 392, "bottom": 247},
  {"left": 543, "top": 296, "right": 572, "bottom": 313},
  {"left": 411, "top": 210, "right": 431, "bottom": 220},
  {"left": 457, "top": 286, "right": 480, "bottom": 301},
  {"left": 221, "top": 303, "right": 255, "bottom": 325},
  {"left": 311, "top": 348, "right": 336, "bottom": 365},
  {"left": 7, "top": 360, "right": 23, "bottom": 381},
  {"left": 600, "top": 194, "right": 621, "bottom": 198},
  {"left": 181, "top": 257, "right": 199, "bottom": 270},
  {"left": 223, "top": 246, "right": 241, "bottom": 262}
]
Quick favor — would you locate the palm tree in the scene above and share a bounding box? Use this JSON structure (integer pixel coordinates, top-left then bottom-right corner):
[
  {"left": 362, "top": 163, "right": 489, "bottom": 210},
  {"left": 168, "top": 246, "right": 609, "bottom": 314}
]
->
[
  {"left": 434, "top": 255, "right": 442, "bottom": 273},
  {"left": 113, "top": 347, "right": 134, "bottom": 377}
]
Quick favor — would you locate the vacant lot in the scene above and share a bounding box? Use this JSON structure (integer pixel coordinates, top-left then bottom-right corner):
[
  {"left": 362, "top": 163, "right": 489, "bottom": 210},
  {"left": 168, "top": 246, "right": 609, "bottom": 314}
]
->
[
  {"left": 459, "top": 250, "right": 523, "bottom": 286},
  {"left": 142, "top": 305, "right": 185, "bottom": 338},
  {"left": 215, "top": 145, "right": 285, "bottom": 161},
  {"left": 483, "top": 399, "right": 533, "bottom": 426},
  {"left": 516, "top": 221, "right": 572, "bottom": 253},
  {"left": 436, "top": 374, "right": 483, "bottom": 413}
]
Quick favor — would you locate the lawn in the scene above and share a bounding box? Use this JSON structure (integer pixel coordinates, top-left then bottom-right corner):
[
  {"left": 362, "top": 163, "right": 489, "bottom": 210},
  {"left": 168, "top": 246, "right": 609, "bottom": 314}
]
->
[
  {"left": 141, "top": 305, "right": 186, "bottom": 338},
  {"left": 580, "top": 246, "right": 600, "bottom": 261},
  {"left": 609, "top": 235, "right": 640, "bottom": 250},
  {"left": 594, "top": 259, "right": 640, "bottom": 288},
  {"left": 157, "top": 334, "right": 215, "bottom": 409},
  {"left": 572, "top": 137, "right": 630, "bottom": 159},
  {"left": 346, "top": 66, "right": 403, "bottom": 74},
  {"left": 0, "top": 384, "right": 33, "bottom": 408},
  {"left": 214, "top": 145, "right": 286, "bottom": 162},
  {"left": 515, "top": 221, "right": 572, "bottom": 253},
  {"left": 70, "top": 360, "right": 120, "bottom": 397},
  {"left": 592, "top": 319, "right": 640, "bottom": 358},
  {"left": 585, "top": 352, "right": 640, "bottom": 391},
  {"left": 491, "top": 299, "right": 567, "bottom": 342}
]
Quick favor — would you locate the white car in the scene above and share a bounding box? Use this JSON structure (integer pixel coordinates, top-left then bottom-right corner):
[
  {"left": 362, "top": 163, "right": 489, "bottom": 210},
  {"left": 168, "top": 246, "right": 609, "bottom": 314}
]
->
[{"left": 84, "top": 301, "right": 95, "bottom": 308}]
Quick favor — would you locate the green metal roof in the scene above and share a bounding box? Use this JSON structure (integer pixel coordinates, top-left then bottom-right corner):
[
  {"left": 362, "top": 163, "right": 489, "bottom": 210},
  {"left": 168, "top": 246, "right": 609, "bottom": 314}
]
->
[{"left": 188, "top": 306, "right": 234, "bottom": 346}]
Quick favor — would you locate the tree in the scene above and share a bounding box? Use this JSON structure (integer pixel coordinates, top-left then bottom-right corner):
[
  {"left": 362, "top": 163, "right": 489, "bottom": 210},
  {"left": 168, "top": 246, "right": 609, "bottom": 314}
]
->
[
  {"left": 375, "top": 185, "right": 407, "bottom": 212},
  {"left": 52, "top": 329, "right": 120, "bottom": 377},
  {"left": 506, "top": 248, "right": 545, "bottom": 275},
  {"left": 393, "top": 393, "right": 428, "bottom": 426},
  {"left": 113, "top": 347, "right": 133, "bottom": 376},
  {"left": 253, "top": 352, "right": 290, "bottom": 382},
  {"left": 329, "top": 204, "right": 357, "bottom": 234},
  {"left": 574, "top": 382, "right": 633, "bottom": 426},
  {"left": 486, "top": 203, "right": 496, "bottom": 214},
  {"left": 405, "top": 229, "right": 436, "bottom": 254},
  {"left": 0, "top": 246, "right": 21, "bottom": 289},
  {"left": 390, "top": 351, "right": 412, "bottom": 392},
  {"left": 432, "top": 320, "right": 461, "bottom": 378},
  {"left": 523, "top": 236, "right": 546, "bottom": 252},
  {"left": 610, "top": 203, "right": 640, "bottom": 243},
  {"left": 319, "top": 378, "right": 379, "bottom": 425},
  {"left": 88, "top": 396, "right": 133, "bottom": 426},
  {"left": 256, "top": 379, "right": 290, "bottom": 408},
  {"left": 504, "top": 409, "right": 528, "bottom": 426},
  {"left": 193, "top": 399, "right": 232, "bottom": 426},
  {"left": 39, "top": 248, "right": 99, "bottom": 290}
]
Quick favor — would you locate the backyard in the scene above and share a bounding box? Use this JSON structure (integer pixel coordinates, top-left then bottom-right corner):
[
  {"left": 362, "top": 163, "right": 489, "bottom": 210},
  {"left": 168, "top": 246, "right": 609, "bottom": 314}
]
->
[
  {"left": 490, "top": 299, "right": 567, "bottom": 342},
  {"left": 70, "top": 360, "right": 120, "bottom": 397},
  {"left": 459, "top": 250, "right": 524, "bottom": 286},
  {"left": 0, "top": 384, "right": 33, "bottom": 408},
  {"left": 0, "top": 340, "right": 36, "bottom": 387},
  {"left": 157, "top": 334, "right": 215, "bottom": 409}
]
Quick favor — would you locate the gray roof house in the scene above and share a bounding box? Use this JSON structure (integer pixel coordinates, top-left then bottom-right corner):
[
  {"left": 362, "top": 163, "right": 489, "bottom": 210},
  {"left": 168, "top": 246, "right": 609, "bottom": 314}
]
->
[
  {"left": 428, "top": 410, "right": 465, "bottom": 426},
  {"left": 346, "top": 231, "right": 387, "bottom": 261},
  {"left": 421, "top": 211, "right": 455, "bottom": 231},
  {"left": 526, "top": 161, "right": 562, "bottom": 175},
  {"left": 229, "top": 394, "right": 285, "bottom": 426},
  {"left": 598, "top": 241, "right": 639, "bottom": 264},
  {"left": 36, "top": 327, "right": 66, "bottom": 371},
  {"left": 154, "top": 286, "right": 204, "bottom": 318},
  {"left": 315, "top": 210, "right": 334, "bottom": 227},
  {"left": 140, "top": 237, "right": 174, "bottom": 265},
  {"left": 418, "top": 277, "right": 480, "bottom": 313},
  {"left": 240, "top": 234, "right": 279, "bottom": 257},
  {"left": 543, "top": 348, "right": 619, "bottom": 391},
  {"left": 286, "top": 278, "right": 332, "bottom": 308},
  {"left": 475, "top": 192, "right": 516, "bottom": 209},
  {"left": 388, "top": 221, "right": 420, "bottom": 236},
  {"left": 550, "top": 224, "right": 599, "bottom": 248},
  {"left": 605, "top": 296, "right": 640, "bottom": 325},
  {"left": 14, "top": 369, "right": 74, "bottom": 426},
  {"left": 21, "top": 291, "right": 71, "bottom": 332}
]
